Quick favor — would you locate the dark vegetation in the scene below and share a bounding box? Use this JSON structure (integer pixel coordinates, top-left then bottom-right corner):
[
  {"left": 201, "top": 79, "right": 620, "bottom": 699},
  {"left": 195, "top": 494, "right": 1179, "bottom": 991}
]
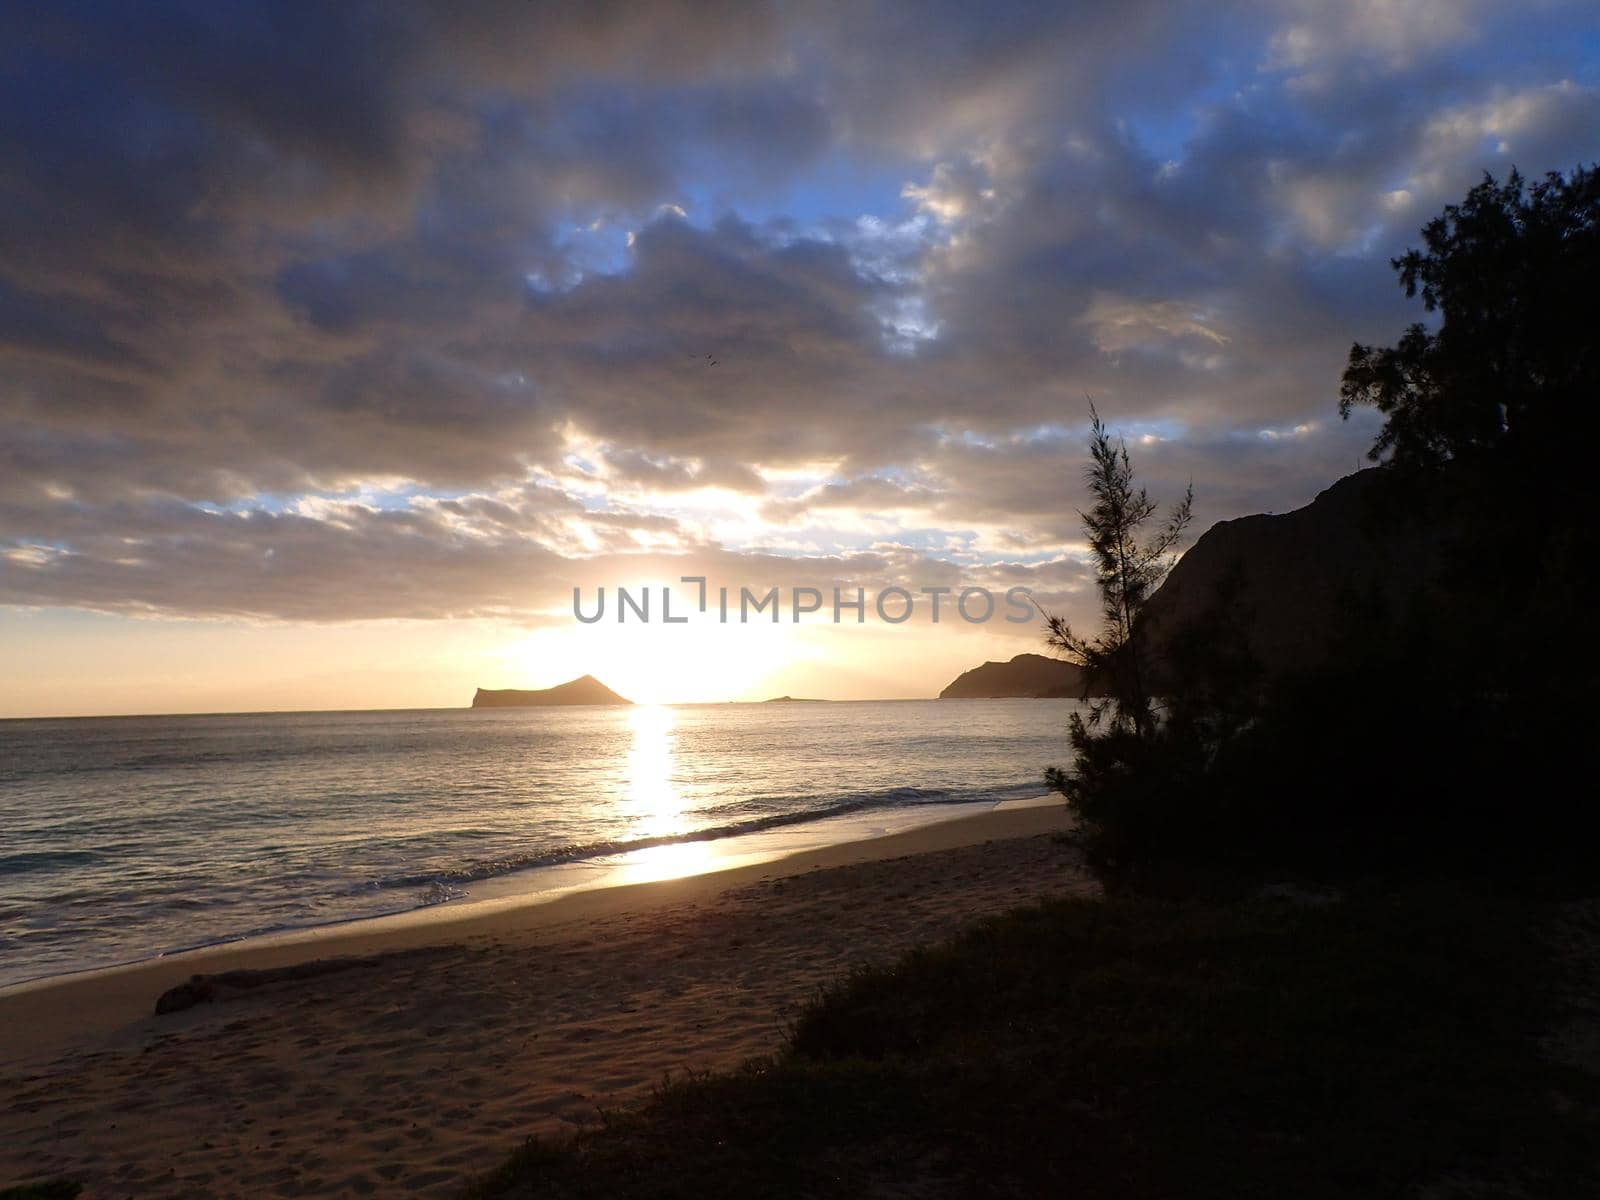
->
[
  {"left": 1340, "top": 167, "right": 1600, "bottom": 472},
  {"left": 0, "top": 1182, "right": 81, "bottom": 1200},
  {"left": 472, "top": 888, "right": 1598, "bottom": 1198},
  {"left": 1046, "top": 165, "right": 1600, "bottom": 890},
  {"left": 468, "top": 167, "right": 1600, "bottom": 1199}
]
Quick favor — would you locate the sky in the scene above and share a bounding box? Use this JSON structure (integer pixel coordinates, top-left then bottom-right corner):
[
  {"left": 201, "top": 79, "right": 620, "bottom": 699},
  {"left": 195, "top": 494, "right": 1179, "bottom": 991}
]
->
[{"left": 2, "top": 0, "right": 1598, "bottom": 715}]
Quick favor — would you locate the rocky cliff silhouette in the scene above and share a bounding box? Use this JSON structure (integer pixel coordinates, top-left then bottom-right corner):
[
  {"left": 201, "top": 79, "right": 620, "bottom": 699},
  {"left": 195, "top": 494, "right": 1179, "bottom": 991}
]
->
[
  {"left": 1140, "top": 469, "right": 1450, "bottom": 677},
  {"left": 942, "top": 469, "right": 1460, "bottom": 697},
  {"left": 939, "top": 653, "right": 1101, "bottom": 699}
]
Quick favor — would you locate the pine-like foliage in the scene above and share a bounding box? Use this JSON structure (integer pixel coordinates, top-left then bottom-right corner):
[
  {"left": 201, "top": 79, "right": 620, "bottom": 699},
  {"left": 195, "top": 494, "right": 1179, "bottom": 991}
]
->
[
  {"left": 1042, "top": 406, "right": 1191, "bottom": 738},
  {"left": 1340, "top": 165, "right": 1600, "bottom": 470},
  {"left": 1041, "top": 408, "right": 1197, "bottom": 883}
]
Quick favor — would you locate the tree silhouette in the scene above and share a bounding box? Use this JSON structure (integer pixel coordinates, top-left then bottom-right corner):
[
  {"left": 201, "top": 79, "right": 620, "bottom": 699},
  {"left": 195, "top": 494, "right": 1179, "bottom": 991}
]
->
[
  {"left": 1340, "top": 166, "right": 1600, "bottom": 470},
  {"left": 1042, "top": 406, "right": 1191, "bottom": 739},
  {"left": 1041, "top": 408, "right": 1198, "bottom": 883},
  {"left": 1046, "top": 172, "right": 1600, "bottom": 889}
]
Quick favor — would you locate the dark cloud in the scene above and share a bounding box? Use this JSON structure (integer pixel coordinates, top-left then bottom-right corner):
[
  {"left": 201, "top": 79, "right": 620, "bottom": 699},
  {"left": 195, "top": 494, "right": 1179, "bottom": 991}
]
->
[{"left": 3, "top": 0, "right": 1598, "bottom": 630}]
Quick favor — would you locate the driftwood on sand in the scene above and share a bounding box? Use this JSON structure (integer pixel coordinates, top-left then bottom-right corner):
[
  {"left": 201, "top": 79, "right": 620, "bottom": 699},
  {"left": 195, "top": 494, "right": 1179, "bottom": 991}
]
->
[{"left": 154, "top": 956, "right": 385, "bottom": 1015}]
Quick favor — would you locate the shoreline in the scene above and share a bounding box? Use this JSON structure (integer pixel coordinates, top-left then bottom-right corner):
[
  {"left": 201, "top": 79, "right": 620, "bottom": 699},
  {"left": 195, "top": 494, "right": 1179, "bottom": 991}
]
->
[
  {"left": 0, "top": 792, "right": 1039, "bottom": 996},
  {"left": 0, "top": 799, "right": 1069, "bottom": 1068},
  {"left": 2, "top": 803, "right": 1088, "bottom": 1199}
]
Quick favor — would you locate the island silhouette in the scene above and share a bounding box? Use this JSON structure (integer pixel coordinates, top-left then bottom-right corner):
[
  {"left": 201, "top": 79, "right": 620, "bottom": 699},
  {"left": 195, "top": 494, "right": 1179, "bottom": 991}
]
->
[{"left": 471, "top": 676, "right": 631, "bottom": 707}]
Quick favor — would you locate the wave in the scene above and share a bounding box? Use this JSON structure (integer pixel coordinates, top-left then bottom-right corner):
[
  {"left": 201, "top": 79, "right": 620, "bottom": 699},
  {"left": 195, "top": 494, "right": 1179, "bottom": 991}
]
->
[
  {"left": 0, "top": 780, "right": 1049, "bottom": 991},
  {"left": 363, "top": 781, "right": 1042, "bottom": 896}
]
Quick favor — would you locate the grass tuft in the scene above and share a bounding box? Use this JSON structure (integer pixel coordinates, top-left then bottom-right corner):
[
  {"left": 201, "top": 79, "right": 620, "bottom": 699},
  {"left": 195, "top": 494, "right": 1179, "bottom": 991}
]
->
[{"left": 468, "top": 887, "right": 1599, "bottom": 1198}]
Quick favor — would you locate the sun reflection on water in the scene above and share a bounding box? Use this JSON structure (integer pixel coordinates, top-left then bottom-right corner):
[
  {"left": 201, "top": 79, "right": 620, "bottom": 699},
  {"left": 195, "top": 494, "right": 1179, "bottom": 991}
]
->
[
  {"left": 612, "top": 838, "right": 721, "bottom": 885},
  {"left": 623, "top": 704, "right": 683, "bottom": 840},
  {"left": 613, "top": 705, "right": 725, "bottom": 883}
]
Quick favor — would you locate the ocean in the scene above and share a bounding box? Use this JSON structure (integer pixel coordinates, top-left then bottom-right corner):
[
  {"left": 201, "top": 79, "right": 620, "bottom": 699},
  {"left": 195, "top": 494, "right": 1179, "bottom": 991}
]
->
[{"left": 0, "top": 699, "right": 1080, "bottom": 988}]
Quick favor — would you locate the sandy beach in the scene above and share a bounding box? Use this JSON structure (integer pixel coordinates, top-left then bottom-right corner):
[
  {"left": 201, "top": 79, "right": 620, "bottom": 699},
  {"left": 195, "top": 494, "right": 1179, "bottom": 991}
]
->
[{"left": 1, "top": 804, "right": 1091, "bottom": 1199}]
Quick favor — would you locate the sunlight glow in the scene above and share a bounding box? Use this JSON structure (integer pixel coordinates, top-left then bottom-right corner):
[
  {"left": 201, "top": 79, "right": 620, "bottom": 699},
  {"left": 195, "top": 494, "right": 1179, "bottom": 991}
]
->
[
  {"left": 611, "top": 838, "right": 721, "bottom": 885},
  {"left": 621, "top": 704, "right": 684, "bottom": 839},
  {"left": 508, "top": 616, "right": 810, "bottom": 705}
]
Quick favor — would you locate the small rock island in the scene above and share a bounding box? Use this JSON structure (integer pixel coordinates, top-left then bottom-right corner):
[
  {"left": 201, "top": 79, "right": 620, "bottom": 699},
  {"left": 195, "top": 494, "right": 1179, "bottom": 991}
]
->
[{"left": 471, "top": 675, "right": 632, "bottom": 707}]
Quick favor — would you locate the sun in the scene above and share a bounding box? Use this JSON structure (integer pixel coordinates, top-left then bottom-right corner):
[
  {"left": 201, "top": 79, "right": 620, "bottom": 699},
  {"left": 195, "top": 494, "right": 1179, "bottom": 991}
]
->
[{"left": 505, "top": 613, "right": 811, "bottom": 705}]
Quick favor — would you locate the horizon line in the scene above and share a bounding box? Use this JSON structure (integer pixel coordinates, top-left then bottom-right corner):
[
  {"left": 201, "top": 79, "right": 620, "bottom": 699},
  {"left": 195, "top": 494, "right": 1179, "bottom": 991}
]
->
[{"left": 0, "top": 696, "right": 1040, "bottom": 722}]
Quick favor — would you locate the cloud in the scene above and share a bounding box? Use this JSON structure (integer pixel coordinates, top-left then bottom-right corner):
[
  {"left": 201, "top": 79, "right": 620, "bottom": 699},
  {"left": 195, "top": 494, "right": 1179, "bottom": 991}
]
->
[
  {"left": 1080, "top": 293, "right": 1231, "bottom": 356},
  {"left": 2, "top": 0, "right": 1598, "bottom": 637},
  {"left": 1264, "top": 0, "right": 1486, "bottom": 78}
]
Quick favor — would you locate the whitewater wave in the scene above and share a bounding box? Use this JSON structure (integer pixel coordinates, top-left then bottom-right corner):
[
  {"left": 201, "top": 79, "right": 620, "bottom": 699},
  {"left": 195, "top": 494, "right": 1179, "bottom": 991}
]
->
[{"left": 365, "top": 781, "right": 1041, "bottom": 896}]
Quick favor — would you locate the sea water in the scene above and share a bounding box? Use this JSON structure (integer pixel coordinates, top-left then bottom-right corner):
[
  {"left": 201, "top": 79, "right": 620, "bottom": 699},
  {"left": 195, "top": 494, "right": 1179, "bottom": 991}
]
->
[{"left": 0, "top": 699, "right": 1081, "bottom": 987}]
